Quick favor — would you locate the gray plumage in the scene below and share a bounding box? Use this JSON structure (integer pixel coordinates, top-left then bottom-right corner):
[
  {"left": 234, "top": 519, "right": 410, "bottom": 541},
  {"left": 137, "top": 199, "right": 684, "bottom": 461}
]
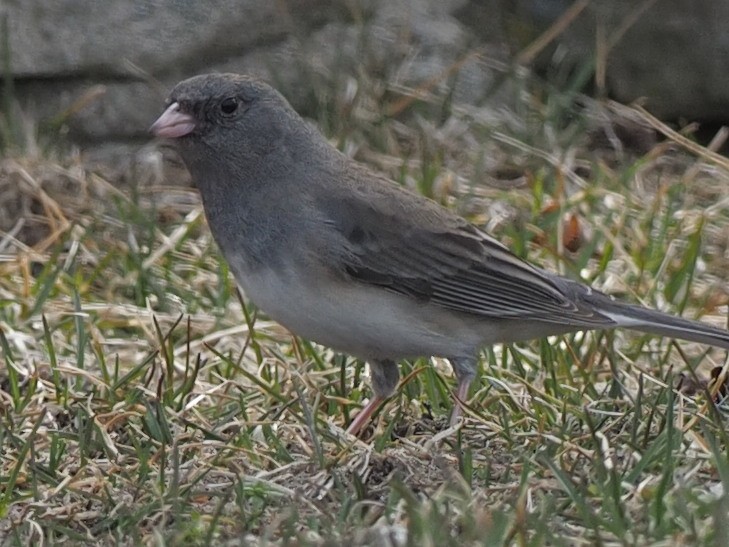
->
[{"left": 151, "top": 73, "right": 729, "bottom": 434}]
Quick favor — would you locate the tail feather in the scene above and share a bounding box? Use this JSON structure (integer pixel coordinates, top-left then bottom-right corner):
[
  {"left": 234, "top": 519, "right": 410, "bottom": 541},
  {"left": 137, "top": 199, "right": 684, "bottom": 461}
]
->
[{"left": 595, "top": 299, "right": 729, "bottom": 351}]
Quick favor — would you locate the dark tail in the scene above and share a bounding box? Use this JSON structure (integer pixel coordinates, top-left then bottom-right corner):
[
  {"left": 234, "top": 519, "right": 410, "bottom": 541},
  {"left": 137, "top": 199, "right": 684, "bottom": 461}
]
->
[{"left": 590, "top": 296, "right": 729, "bottom": 350}]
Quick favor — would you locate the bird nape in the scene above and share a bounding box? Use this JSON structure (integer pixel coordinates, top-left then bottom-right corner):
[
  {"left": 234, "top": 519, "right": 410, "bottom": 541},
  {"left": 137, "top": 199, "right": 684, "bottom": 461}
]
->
[{"left": 151, "top": 73, "right": 729, "bottom": 436}]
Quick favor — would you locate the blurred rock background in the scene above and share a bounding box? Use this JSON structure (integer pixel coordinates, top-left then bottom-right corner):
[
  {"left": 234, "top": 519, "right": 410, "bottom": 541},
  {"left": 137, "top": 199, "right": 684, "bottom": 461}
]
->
[{"left": 2, "top": 0, "right": 728, "bottom": 163}]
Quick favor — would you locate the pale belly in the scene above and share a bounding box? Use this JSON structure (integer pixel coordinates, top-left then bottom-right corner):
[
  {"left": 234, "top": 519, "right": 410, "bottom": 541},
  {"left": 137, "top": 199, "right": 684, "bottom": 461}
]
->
[{"left": 227, "top": 258, "right": 485, "bottom": 360}]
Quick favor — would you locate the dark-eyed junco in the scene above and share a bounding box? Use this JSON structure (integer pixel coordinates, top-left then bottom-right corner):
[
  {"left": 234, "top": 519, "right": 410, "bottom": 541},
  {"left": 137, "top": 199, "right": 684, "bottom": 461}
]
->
[{"left": 151, "top": 73, "right": 729, "bottom": 435}]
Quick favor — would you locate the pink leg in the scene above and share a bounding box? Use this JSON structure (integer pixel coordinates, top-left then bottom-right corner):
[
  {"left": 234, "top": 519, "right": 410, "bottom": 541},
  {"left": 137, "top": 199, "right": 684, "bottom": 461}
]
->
[
  {"left": 346, "top": 396, "right": 384, "bottom": 435},
  {"left": 449, "top": 377, "right": 472, "bottom": 426}
]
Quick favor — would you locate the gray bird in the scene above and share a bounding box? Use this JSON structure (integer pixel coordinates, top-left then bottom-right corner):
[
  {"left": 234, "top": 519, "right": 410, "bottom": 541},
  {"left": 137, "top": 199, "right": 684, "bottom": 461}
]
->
[{"left": 151, "top": 73, "right": 729, "bottom": 435}]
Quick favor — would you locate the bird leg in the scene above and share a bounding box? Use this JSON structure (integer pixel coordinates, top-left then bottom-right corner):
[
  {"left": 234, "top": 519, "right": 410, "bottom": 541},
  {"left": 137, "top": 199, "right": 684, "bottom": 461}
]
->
[
  {"left": 346, "top": 359, "right": 399, "bottom": 436},
  {"left": 346, "top": 395, "right": 384, "bottom": 435},
  {"left": 449, "top": 357, "right": 477, "bottom": 426},
  {"left": 449, "top": 376, "right": 473, "bottom": 426}
]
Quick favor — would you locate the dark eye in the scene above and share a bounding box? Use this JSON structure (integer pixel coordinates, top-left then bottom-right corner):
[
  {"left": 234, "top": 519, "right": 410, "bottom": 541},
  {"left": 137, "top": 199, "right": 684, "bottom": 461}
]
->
[{"left": 220, "top": 97, "right": 238, "bottom": 115}]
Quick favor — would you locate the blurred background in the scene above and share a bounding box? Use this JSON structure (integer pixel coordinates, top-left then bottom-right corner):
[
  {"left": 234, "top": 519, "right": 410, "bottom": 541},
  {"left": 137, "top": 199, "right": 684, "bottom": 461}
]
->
[{"left": 4, "top": 0, "right": 729, "bottom": 163}]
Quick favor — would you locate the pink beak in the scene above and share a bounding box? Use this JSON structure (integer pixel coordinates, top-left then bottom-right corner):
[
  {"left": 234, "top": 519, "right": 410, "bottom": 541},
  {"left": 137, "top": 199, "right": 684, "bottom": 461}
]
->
[{"left": 150, "top": 102, "right": 196, "bottom": 138}]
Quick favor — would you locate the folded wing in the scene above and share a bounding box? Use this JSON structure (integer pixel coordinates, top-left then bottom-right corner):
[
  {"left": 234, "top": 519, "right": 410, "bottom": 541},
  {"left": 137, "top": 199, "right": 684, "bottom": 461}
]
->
[{"left": 318, "top": 168, "right": 616, "bottom": 328}]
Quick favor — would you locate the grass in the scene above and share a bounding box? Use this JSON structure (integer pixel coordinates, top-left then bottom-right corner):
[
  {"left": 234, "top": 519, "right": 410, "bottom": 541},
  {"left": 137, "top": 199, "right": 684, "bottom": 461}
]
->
[{"left": 1, "top": 58, "right": 729, "bottom": 545}]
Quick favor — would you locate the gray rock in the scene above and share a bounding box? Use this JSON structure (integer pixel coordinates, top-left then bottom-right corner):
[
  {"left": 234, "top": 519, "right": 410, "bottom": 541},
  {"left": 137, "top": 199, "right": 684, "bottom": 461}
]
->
[
  {"left": 5, "top": 0, "right": 341, "bottom": 77},
  {"left": 3, "top": 0, "right": 490, "bottom": 149},
  {"left": 458, "top": 0, "right": 729, "bottom": 120},
  {"left": 6, "top": 0, "right": 726, "bottom": 157}
]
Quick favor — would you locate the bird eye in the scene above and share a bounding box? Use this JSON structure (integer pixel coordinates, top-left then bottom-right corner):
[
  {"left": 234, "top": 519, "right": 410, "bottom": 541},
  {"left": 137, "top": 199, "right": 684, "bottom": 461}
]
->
[{"left": 220, "top": 97, "right": 238, "bottom": 115}]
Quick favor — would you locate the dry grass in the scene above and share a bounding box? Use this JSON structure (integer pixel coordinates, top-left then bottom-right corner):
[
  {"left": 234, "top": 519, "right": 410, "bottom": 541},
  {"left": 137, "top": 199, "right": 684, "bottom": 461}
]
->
[{"left": 1, "top": 63, "right": 729, "bottom": 546}]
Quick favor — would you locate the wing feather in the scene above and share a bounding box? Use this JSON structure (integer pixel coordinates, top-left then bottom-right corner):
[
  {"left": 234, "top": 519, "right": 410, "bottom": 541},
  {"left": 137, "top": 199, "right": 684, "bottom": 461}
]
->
[{"left": 317, "top": 168, "right": 614, "bottom": 328}]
